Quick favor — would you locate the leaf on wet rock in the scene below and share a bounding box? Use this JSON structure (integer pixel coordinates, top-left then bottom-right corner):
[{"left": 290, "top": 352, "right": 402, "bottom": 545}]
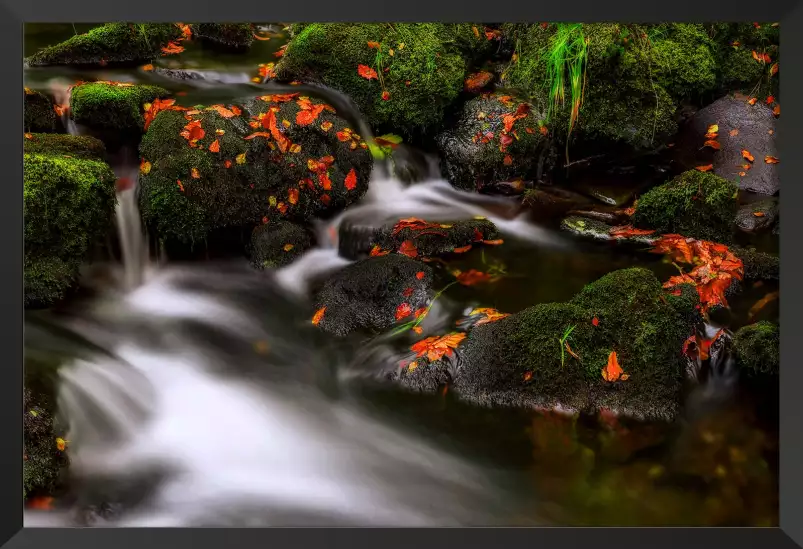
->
[
  {"left": 695, "top": 164, "right": 714, "bottom": 172},
  {"left": 312, "top": 307, "right": 326, "bottom": 325},
  {"left": 609, "top": 225, "right": 656, "bottom": 239},
  {"left": 742, "top": 150, "right": 755, "bottom": 162},
  {"left": 398, "top": 240, "right": 418, "bottom": 258},
  {"left": 703, "top": 140, "right": 721, "bottom": 150},
  {"left": 764, "top": 156, "right": 780, "bottom": 164}
]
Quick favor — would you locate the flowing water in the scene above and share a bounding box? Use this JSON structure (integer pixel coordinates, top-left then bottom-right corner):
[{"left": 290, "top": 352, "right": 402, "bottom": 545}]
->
[{"left": 23, "top": 24, "right": 779, "bottom": 527}]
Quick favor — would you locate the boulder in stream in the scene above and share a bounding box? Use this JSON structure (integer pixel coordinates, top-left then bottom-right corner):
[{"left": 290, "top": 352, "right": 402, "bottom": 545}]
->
[
  {"left": 24, "top": 133, "right": 107, "bottom": 161},
  {"left": 24, "top": 152, "right": 117, "bottom": 307},
  {"left": 632, "top": 169, "right": 739, "bottom": 243},
  {"left": 24, "top": 387, "right": 68, "bottom": 500},
  {"left": 435, "top": 92, "right": 551, "bottom": 192},
  {"left": 190, "top": 23, "right": 254, "bottom": 50},
  {"left": 26, "top": 23, "right": 184, "bottom": 67},
  {"left": 24, "top": 88, "right": 61, "bottom": 134},
  {"left": 735, "top": 198, "right": 778, "bottom": 233},
  {"left": 139, "top": 93, "right": 372, "bottom": 244},
  {"left": 312, "top": 254, "right": 435, "bottom": 337},
  {"left": 70, "top": 82, "right": 171, "bottom": 133}
]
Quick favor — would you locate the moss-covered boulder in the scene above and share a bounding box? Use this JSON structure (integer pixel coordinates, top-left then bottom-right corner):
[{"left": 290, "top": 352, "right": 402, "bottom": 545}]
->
[
  {"left": 248, "top": 221, "right": 312, "bottom": 269},
  {"left": 24, "top": 133, "right": 107, "bottom": 161},
  {"left": 733, "top": 321, "right": 779, "bottom": 377},
  {"left": 274, "top": 23, "right": 485, "bottom": 135},
  {"left": 732, "top": 246, "right": 778, "bottom": 281},
  {"left": 139, "top": 94, "right": 372, "bottom": 245},
  {"left": 632, "top": 170, "right": 739, "bottom": 243},
  {"left": 338, "top": 217, "right": 500, "bottom": 261},
  {"left": 24, "top": 88, "right": 61, "bottom": 133},
  {"left": 500, "top": 24, "right": 721, "bottom": 152},
  {"left": 26, "top": 23, "right": 183, "bottom": 67},
  {"left": 70, "top": 82, "right": 171, "bottom": 133},
  {"left": 312, "top": 255, "right": 435, "bottom": 337},
  {"left": 24, "top": 153, "right": 117, "bottom": 307},
  {"left": 23, "top": 387, "right": 68, "bottom": 500},
  {"left": 401, "top": 268, "right": 697, "bottom": 420},
  {"left": 190, "top": 23, "right": 254, "bottom": 50},
  {"left": 707, "top": 23, "right": 779, "bottom": 99},
  {"left": 435, "top": 92, "right": 551, "bottom": 192}
]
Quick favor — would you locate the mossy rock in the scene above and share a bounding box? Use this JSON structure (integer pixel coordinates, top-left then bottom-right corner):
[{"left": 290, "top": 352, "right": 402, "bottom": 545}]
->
[
  {"left": 445, "top": 268, "right": 695, "bottom": 420},
  {"left": 435, "top": 92, "right": 550, "bottom": 191},
  {"left": 274, "top": 23, "right": 481, "bottom": 135},
  {"left": 24, "top": 153, "right": 117, "bottom": 307},
  {"left": 313, "top": 254, "right": 435, "bottom": 337},
  {"left": 248, "top": 221, "right": 312, "bottom": 269},
  {"left": 632, "top": 170, "right": 739, "bottom": 243},
  {"left": 139, "top": 95, "right": 372, "bottom": 244},
  {"left": 24, "top": 89, "right": 60, "bottom": 133},
  {"left": 707, "top": 23, "right": 779, "bottom": 99},
  {"left": 70, "top": 82, "right": 171, "bottom": 133},
  {"left": 500, "top": 23, "right": 719, "bottom": 151},
  {"left": 733, "top": 321, "right": 779, "bottom": 376},
  {"left": 190, "top": 23, "right": 254, "bottom": 49},
  {"left": 24, "top": 133, "right": 107, "bottom": 161},
  {"left": 732, "top": 246, "right": 779, "bottom": 281},
  {"left": 26, "top": 23, "right": 183, "bottom": 67},
  {"left": 23, "top": 387, "right": 68, "bottom": 500}
]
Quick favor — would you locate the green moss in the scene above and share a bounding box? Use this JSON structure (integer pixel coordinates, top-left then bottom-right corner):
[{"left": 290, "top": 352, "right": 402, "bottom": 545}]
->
[
  {"left": 24, "top": 133, "right": 106, "bottom": 161},
  {"left": 70, "top": 82, "right": 170, "bottom": 132},
  {"left": 708, "top": 23, "right": 779, "bottom": 98},
  {"left": 24, "top": 153, "right": 117, "bottom": 306},
  {"left": 249, "top": 221, "right": 311, "bottom": 269},
  {"left": 733, "top": 321, "right": 779, "bottom": 376},
  {"left": 640, "top": 24, "right": 717, "bottom": 100},
  {"left": 26, "top": 23, "right": 182, "bottom": 67},
  {"left": 23, "top": 387, "right": 68, "bottom": 500},
  {"left": 632, "top": 170, "right": 739, "bottom": 242},
  {"left": 732, "top": 246, "right": 779, "bottom": 281},
  {"left": 24, "top": 89, "right": 59, "bottom": 133},
  {"left": 190, "top": 23, "right": 254, "bottom": 49},
  {"left": 275, "top": 23, "right": 472, "bottom": 135}
]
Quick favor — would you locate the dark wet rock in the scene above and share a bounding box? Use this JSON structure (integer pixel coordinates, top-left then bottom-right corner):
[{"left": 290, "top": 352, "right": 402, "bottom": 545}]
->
[
  {"left": 26, "top": 23, "right": 183, "bottom": 67},
  {"left": 522, "top": 186, "right": 594, "bottom": 220},
  {"left": 735, "top": 198, "right": 778, "bottom": 233},
  {"left": 139, "top": 94, "right": 372, "bottom": 244},
  {"left": 560, "top": 215, "right": 657, "bottom": 246},
  {"left": 24, "top": 89, "right": 61, "bottom": 133},
  {"left": 732, "top": 246, "right": 778, "bottom": 281},
  {"left": 338, "top": 218, "right": 500, "bottom": 261},
  {"left": 190, "top": 23, "right": 254, "bottom": 50},
  {"left": 392, "top": 359, "right": 454, "bottom": 394},
  {"left": 25, "top": 152, "right": 117, "bottom": 307},
  {"left": 573, "top": 181, "right": 637, "bottom": 208},
  {"left": 446, "top": 268, "right": 696, "bottom": 421},
  {"left": 275, "top": 23, "right": 487, "bottom": 134},
  {"left": 436, "top": 92, "right": 551, "bottom": 192},
  {"left": 248, "top": 221, "right": 312, "bottom": 269},
  {"left": 24, "top": 133, "right": 107, "bottom": 161},
  {"left": 153, "top": 68, "right": 209, "bottom": 81},
  {"left": 312, "top": 255, "right": 434, "bottom": 337},
  {"left": 632, "top": 169, "right": 739, "bottom": 243},
  {"left": 566, "top": 209, "right": 626, "bottom": 225},
  {"left": 24, "top": 387, "right": 68, "bottom": 500},
  {"left": 680, "top": 95, "right": 779, "bottom": 196},
  {"left": 70, "top": 82, "right": 171, "bottom": 133},
  {"left": 733, "top": 321, "right": 779, "bottom": 377}
]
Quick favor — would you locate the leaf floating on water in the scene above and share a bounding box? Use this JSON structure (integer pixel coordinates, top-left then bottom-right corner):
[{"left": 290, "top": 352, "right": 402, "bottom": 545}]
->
[
  {"left": 27, "top": 497, "right": 54, "bottom": 511},
  {"left": 357, "top": 64, "right": 378, "bottom": 80},
  {"left": 601, "top": 351, "right": 628, "bottom": 382},
  {"left": 695, "top": 164, "right": 714, "bottom": 172},
  {"left": 765, "top": 155, "right": 780, "bottom": 164},
  {"left": 161, "top": 41, "right": 185, "bottom": 55},
  {"left": 748, "top": 291, "right": 779, "bottom": 320},
  {"left": 742, "top": 150, "right": 755, "bottom": 162},
  {"left": 312, "top": 307, "right": 326, "bottom": 325},
  {"left": 410, "top": 332, "right": 467, "bottom": 362},
  {"left": 454, "top": 269, "right": 494, "bottom": 286}
]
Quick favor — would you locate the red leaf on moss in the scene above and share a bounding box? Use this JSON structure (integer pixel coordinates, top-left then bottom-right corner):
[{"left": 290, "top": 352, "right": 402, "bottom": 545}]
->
[
  {"left": 592, "top": 316, "right": 599, "bottom": 327},
  {"left": 344, "top": 168, "right": 357, "bottom": 191},
  {"left": 416, "top": 271, "right": 425, "bottom": 280},
  {"left": 288, "top": 188, "right": 299, "bottom": 205},
  {"left": 266, "top": 110, "right": 291, "bottom": 153},
  {"left": 398, "top": 240, "right": 418, "bottom": 258},
  {"left": 381, "top": 90, "right": 390, "bottom": 101},
  {"left": 464, "top": 71, "right": 494, "bottom": 93},
  {"left": 358, "top": 65, "right": 378, "bottom": 80},
  {"left": 452, "top": 245, "right": 472, "bottom": 253},
  {"left": 370, "top": 245, "right": 390, "bottom": 257},
  {"left": 396, "top": 303, "right": 413, "bottom": 321},
  {"left": 208, "top": 139, "right": 220, "bottom": 153},
  {"left": 296, "top": 104, "right": 325, "bottom": 126},
  {"left": 411, "top": 332, "right": 467, "bottom": 362},
  {"left": 244, "top": 132, "right": 272, "bottom": 140},
  {"left": 695, "top": 164, "right": 714, "bottom": 172},
  {"left": 312, "top": 307, "right": 326, "bottom": 325},
  {"left": 367, "top": 41, "right": 381, "bottom": 49},
  {"left": 601, "top": 351, "right": 627, "bottom": 382}
]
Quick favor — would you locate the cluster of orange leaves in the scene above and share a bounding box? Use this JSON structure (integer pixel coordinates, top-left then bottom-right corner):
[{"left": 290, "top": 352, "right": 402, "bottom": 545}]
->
[
  {"left": 651, "top": 234, "right": 744, "bottom": 312},
  {"left": 160, "top": 23, "right": 192, "bottom": 56},
  {"left": 601, "top": 351, "right": 629, "bottom": 382},
  {"left": 465, "top": 307, "right": 510, "bottom": 326},
  {"left": 410, "top": 332, "right": 467, "bottom": 363},
  {"left": 696, "top": 121, "right": 779, "bottom": 175}
]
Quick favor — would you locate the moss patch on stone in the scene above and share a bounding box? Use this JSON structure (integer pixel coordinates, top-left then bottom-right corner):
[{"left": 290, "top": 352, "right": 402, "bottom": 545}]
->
[
  {"left": 275, "top": 23, "right": 480, "bottom": 135},
  {"left": 23, "top": 387, "right": 68, "bottom": 500},
  {"left": 707, "top": 23, "right": 779, "bottom": 99},
  {"left": 733, "top": 321, "right": 779, "bottom": 376},
  {"left": 26, "top": 23, "right": 183, "bottom": 67},
  {"left": 249, "top": 221, "right": 312, "bottom": 269},
  {"left": 632, "top": 170, "right": 739, "bottom": 243},
  {"left": 24, "top": 133, "right": 106, "bottom": 161},
  {"left": 24, "top": 152, "right": 117, "bottom": 306},
  {"left": 24, "top": 89, "right": 60, "bottom": 133},
  {"left": 70, "top": 82, "right": 170, "bottom": 132}
]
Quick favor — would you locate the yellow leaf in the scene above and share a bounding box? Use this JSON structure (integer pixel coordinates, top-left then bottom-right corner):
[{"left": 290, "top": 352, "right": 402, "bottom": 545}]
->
[
  {"left": 407, "top": 361, "right": 418, "bottom": 372},
  {"left": 236, "top": 153, "right": 247, "bottom": 164},
  {"left": 269, "top": 196, "right": 277, "bottom": 207},
  {"left": 283, "top": 243, "right": 294, "bottom": 252}
]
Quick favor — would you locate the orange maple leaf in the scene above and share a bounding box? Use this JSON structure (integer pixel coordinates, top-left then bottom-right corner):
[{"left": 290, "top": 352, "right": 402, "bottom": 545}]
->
[
  {"left": 344, "top": 168, "right": 357, "bottom": 191},
  {"left": 208, "top": 139, "right": 220, "bottom": 153},
  {"left": 411, "top": 332, "right": 467, "bottom": 362},
  {"left": 396, "top": 303, "right": 413, "bottom": 321},
  {"left": 398, "top": 240, "right": 418, "bottom": 258},
  {"left": 601, "top": 351, "right": 629, "bottom": 382},
  {"left": 357, "top": 65, "right": 378, "bottom": 80}
]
